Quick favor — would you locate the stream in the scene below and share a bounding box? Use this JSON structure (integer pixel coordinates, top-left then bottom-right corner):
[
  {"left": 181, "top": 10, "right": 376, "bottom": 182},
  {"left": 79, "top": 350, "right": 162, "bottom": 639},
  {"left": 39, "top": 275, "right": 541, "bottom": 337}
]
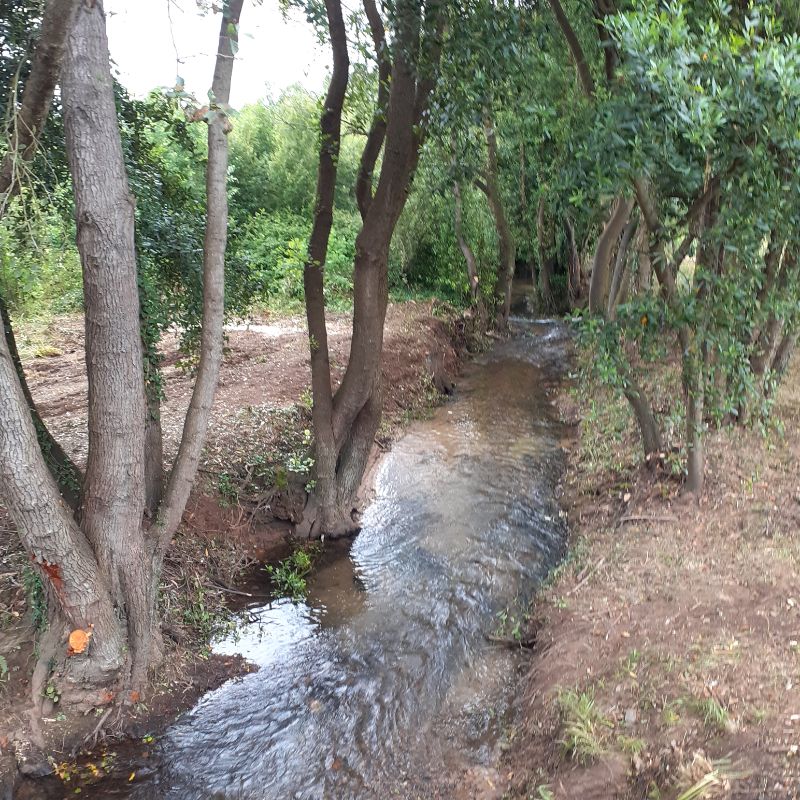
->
[{"left": 63, "top": 316, "right": 569, "bottom": 799}]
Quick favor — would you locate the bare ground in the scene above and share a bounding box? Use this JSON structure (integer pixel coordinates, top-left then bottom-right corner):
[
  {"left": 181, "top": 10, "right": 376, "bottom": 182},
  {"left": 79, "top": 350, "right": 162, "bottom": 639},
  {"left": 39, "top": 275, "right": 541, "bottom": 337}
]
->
[
  {"left": 496, "top": 353, "right": 800, "bottom": 799},
  {"left": 0, "top": 300, "right": 473, "bottom": 791}
]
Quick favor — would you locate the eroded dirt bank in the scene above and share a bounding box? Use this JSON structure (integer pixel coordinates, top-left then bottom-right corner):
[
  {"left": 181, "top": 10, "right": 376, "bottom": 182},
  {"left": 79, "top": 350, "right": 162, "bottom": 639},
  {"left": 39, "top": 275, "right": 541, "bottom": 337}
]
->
[
  {"left": 0, "top": 300, "right": 475, "bottom": 794},
  {"left": 498, "top": 354, "right": 800, "bottom": 799}
]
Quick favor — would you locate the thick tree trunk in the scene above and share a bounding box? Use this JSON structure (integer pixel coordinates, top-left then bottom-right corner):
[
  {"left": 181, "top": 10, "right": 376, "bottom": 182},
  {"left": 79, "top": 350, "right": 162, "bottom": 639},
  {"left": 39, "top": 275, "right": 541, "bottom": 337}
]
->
[
  {"left": 62, "top": 0, "right": 154, "bottom": 689},
  {"left": 478, "top": 114, "right": 515, "bottom": 329},
  {"left": 0, "top": 322, "right": 126, "bottom": 702},
  {"left": 453, "top": 181, "right": 480, "bottom": 301},
  {"left": 589, "top": 196, "right": 632, "bottom": 314}
]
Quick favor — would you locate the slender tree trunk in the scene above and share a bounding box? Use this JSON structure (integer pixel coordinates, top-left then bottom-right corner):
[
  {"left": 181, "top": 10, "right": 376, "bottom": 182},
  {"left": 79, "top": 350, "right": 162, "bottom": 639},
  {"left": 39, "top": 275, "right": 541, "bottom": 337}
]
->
[
  {"left": 547, "top": 0, "right": 595, "bottom": 98},
  {"left": 634, "top": 223, "right": 651, "bottom": 293},
  {"left": 453, "top": 181, "right": 479, "bottom": 301},
  {"left": 154, "top": 0, "right": 243, "bottom": 552},
  {"left": 536, "top": 197, "right": 555, "bottom": 310},
  {"left": 685, "top": 351, "right": 706, "bottom": 494},
  {"left": 477, "top": 114, "right": 515, "bottom": 329},
  {"left": 770, "top": 329, "right": 797, "bottom": 386},
  {"left": 589, "top": 196, "right": 632, "bottom": 314},
  {"left": 564, "top": 215, "right": 582, "bottom": 307},
  {"left": 144, "top": 389, "right": 165, "bottom": 516},
  {"left": 607, "top": 216, "right": 637, "bottom": 318},
  {"left": 0, "top": 0, "right": 80, "bottom": 212},
  {"left": 623, "top": 375, "right": 662, "bottom": 460}
]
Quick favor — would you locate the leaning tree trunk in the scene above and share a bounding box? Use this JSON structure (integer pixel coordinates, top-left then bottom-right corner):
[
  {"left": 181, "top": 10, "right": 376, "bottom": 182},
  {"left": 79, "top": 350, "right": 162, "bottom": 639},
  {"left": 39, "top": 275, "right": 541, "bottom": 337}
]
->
[
  {"left": 0, "top": 296, "right": 81, "bottom": 506},
  {"left": 607, "top": 216, "right": 637, "bottom": 319},
  {"left": 589, "top": 196, "right": 632, "bottom": 314}
]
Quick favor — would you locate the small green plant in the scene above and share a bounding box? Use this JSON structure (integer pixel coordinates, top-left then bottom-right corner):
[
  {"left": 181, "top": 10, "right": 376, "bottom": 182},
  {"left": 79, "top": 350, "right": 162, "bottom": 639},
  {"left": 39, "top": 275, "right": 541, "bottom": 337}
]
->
[
  {"left": 44, "top": 682, "right": 60, "bottom": 703},
  {"left": 0, "top": 654, "right": 8, "bottom": 683},
  {"left": 692, "top": 696, "right": 730, "bottom": 733},
  {"left": 217, "top": 471, "right": 239, "bottom": 507},
  {"left": 617, "top": 735, "right": 646, "bottom": 756},
  {"left": 265, "top": 546, "right": 318, "bottom": 601},
  {"left": 557, "top": 688, "right": 614, "bottom": 764},
  {"left": 533, "top": 786, "right": 554, "bottom": 800}
]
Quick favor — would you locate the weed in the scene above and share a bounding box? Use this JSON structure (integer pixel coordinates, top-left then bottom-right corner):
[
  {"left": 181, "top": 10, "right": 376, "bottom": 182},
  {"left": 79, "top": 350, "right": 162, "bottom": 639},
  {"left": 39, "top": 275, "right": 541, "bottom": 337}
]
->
[
  {"left": 0, "top": 654, "right": 7, "bottom": 683},
  {"left": 692, "top": 696, "right": 730, "bottom": 733},
  {"left": 265, "top": 546, "right": 318, "bottom": 601},
  {"left": 44, "top": 682, "right": 60, "bottom": 703},
  {"left": 217, "top": 471, "right": 239, "bottom": 507},
  {"left": 533, "top": 786, "right": 554, "bottom": 800},
  {"left": 617, "top": 734, "right": 646, "bottom": 756},
  {"left": 495, "top": 607, "right": 528, "bottom": 643},
  {"left": 557, "top": 688, "right": 614, "bottom": 763}
]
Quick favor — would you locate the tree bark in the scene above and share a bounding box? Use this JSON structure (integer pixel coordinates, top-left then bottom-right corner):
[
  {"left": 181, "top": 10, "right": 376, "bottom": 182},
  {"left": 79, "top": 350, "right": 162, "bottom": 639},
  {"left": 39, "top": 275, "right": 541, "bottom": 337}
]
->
[
  {"left": 547, "top": 0, "right": 595, "bottom": 99},
  {"left": 453, "top": 181, "right": 479, "bottom": 301},
  {"left": 564, "top": 215, "right": 582, "bottom": 306},
  {"left": 62, "top": 0, "right": 154, "bottom": 688},
  {"left": 589, "top": 196, "right": 632, "bottom": 314},
  {"left": 301, "top": 0, "right": 444, "bottom": 537},
  {"left": 607, "top": 216, "right": 637, "bottom": 318},
  {"left": 477, "top": 114, "right": 515, "bottom": 329},
  {"left": 623, "top": 375, "right": 662, "bottom": 460},
  {"left": 155, "top": 0, "right": 243, "bottom": 551},
  {"left": 536, "top": 197, "right": 556, "bottom": 310}
]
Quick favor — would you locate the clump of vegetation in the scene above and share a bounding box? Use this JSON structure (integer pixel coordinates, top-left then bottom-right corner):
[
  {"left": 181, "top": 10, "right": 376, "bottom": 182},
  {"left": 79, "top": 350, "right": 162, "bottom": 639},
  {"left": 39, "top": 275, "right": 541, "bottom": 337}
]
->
[
  {"left": 265, "top": 546, "right": 319, "bottom": 602},
  {"left": 557, "top": 688, "right": 614, "bottom": 763}
]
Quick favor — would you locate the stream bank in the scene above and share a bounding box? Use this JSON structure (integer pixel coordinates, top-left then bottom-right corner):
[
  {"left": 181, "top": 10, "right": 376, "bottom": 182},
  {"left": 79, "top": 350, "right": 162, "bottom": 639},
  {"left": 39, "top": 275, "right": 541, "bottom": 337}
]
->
[{"left": 501, "top": 344, "right": 800, "bottom": 799}]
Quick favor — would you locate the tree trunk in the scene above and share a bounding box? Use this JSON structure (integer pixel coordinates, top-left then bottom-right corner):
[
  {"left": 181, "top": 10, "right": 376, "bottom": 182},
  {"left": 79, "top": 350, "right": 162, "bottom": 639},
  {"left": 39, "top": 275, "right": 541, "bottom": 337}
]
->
[
  {"left": 634, "top": 223, "right": 651, "bottom": 294},
  {"left": 536, "top": 197, "right": 556, "bottom": 310},
  {"left": 62, "top": 0, "right": 154, "bottom": 689},
  {"left": 770, "top": 329, "right": 797, "bottom": 386},
  {"left": 154, "top": 0, "right": 243, "bottom": 551},
  {"left": 301, "top": 0, "right": 443, "bottom": 537},
  {"left": 478, "top": 114, "right": 515, "bottom": 329},
  {"left": 623, "top": 375, "right": 662, "bottom": 460},
  {"left": 589, "top": 196, "right": 632, "bottom": 314},
  {"left": 685, "top": 352, "right": 706, "bottom": 494},
  {"left": 453, "top": 181, "right": 479, "bottom": 301},
  {"left": 564, "top": 215, "right": 582, "bottom": 307},
  {"left": 547, "top": 0, "right": 595, "bottom": 98},
  {"left": 0, "top": 295, "right": 81, "bottom": 506},
  {"left": 607, "top": 216, "right": 637, "bottom": 318},
  {"left": 0, "top": 0, "right": 80, "bottom": 212}
]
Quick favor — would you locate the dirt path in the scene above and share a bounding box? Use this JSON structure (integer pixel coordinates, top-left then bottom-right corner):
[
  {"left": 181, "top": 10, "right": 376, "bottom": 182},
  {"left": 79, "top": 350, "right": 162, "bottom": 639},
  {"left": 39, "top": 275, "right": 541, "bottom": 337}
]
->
[{"left": 499, "top": 358, "right": 800, "bottom": 799}]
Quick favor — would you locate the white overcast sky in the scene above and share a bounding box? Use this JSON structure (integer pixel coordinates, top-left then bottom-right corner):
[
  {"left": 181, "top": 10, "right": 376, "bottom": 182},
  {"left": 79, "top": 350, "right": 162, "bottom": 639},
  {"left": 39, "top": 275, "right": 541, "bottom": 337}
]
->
[{"left": 105, "top": 0, "right": 329, "bottom": 108}]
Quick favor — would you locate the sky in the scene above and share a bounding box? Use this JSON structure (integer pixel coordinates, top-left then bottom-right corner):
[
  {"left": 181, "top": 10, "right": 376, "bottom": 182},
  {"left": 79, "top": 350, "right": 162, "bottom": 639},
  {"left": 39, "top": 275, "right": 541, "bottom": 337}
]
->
[{"left": 105, "top": 0, "right": 329, "bottom": 108}]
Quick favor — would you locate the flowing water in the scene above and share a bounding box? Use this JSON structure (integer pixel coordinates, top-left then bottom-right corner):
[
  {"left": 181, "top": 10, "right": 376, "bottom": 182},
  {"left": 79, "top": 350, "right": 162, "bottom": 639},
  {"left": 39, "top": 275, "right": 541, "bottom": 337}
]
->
[{"left": 66, "top": 317, "right": 569, "bottom": 799}]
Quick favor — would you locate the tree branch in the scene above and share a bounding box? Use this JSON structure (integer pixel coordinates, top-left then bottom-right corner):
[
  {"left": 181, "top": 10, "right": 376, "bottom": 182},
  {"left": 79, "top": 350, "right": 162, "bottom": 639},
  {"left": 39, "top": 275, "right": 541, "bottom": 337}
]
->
[{"left": 547, "top": 0, "right": 594, "bottom": 98}]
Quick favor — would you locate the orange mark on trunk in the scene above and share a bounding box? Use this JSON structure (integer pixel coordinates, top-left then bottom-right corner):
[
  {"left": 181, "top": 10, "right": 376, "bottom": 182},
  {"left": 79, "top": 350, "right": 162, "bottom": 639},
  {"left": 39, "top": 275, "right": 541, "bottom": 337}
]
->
[{"left": 31, "top": 554, "right": 65, "bottom": 595}]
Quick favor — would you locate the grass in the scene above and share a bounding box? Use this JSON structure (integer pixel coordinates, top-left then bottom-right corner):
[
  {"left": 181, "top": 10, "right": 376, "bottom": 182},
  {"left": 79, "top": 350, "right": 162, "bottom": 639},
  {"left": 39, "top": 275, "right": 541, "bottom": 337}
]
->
[
  {"left": 556, "top": 688, "right": 614, "bottom": 764},
  {"left": 691, "top": 696, "right": 731, "bottom": 733}
]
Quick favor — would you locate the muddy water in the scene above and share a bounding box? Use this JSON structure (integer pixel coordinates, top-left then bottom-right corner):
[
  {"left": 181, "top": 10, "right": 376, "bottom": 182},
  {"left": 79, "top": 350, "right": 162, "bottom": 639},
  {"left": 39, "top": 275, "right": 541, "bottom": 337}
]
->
[{"left": 133, "top": 318, "right": 569, "bottom": 799}]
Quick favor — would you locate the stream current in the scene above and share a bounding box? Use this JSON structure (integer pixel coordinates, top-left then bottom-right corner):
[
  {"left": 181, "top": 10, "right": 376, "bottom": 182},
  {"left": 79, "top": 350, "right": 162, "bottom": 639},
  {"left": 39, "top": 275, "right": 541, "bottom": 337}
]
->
[{"left": 121, "top": 317, "right": 569, "bottom": 799}]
